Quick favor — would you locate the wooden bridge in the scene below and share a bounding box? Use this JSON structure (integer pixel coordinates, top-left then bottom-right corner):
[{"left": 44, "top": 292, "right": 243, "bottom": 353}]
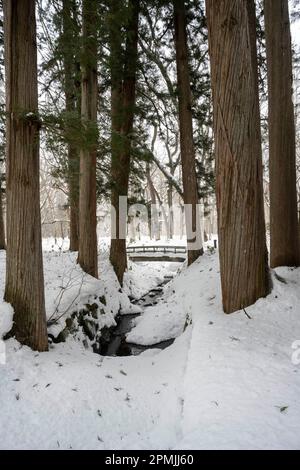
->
[{"left": 127, "top": 245, "right": 187, "bottom": 262}]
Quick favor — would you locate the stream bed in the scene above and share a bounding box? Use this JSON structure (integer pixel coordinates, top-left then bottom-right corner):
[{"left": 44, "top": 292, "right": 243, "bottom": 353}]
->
[{"left": 102, "top": 275, "right": 175, "bottom": 356}]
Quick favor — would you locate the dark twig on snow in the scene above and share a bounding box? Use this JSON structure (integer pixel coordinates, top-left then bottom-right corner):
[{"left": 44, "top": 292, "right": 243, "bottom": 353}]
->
[{"left": 243, "top": 308, "right": 252, "bottom": 320}]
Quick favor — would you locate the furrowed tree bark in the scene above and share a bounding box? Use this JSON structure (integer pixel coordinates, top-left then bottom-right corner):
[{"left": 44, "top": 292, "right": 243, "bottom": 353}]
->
[
  {"left": 3, "top": 0, "right": 48, "bottom": 351},
  {"left": 173, "top": 0, "right": 203, "bottom": 264},
  {"left": 206, "top": 0, "right": 270, "bottom": 313},
  {"left": 62, "top": 0, "right": 80, "bottom": 252},
  {"left": 109, "top": 0, "right": 125, "bottom": 284},
  {"left": 264, "top": 0, "right": 300, "bottom": 268},
  {"left": 77, "top": 0, "right": 98, "bottom": 278},
  {"left": 109, "top": 0, "right": 140, "bottom": 285},
  {"left": 0, "top": 187, "right": 5, "bottom": 249}
]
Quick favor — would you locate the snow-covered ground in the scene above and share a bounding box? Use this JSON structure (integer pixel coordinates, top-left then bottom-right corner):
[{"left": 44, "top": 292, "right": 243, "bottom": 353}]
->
[
  {"left": 128, "top": 235, "right": 218, "bottom": 248},
  {"left": 1, "top": 241, "right": 300, "bottom": 449},
  {"left": 123, "top": 261, "right": 179, "bottom": 300}
]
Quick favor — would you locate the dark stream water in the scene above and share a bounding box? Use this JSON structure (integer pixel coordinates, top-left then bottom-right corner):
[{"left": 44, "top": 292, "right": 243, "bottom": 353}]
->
[{"left": 103, "top": 275, "right": 175, "bottom": 356}]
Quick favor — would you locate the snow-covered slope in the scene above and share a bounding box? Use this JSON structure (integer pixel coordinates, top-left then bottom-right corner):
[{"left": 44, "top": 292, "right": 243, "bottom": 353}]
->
[
  {"left": 128, "top": 253, "right": 300, "bottom": 449},
  {"left": 0, "top": 248, "right": 170, "bottom": 343}
]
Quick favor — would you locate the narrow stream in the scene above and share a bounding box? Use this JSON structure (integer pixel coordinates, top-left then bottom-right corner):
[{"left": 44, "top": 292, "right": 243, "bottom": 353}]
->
[{"left": 102, "top": 275, "right": 175, "bottom": 356}]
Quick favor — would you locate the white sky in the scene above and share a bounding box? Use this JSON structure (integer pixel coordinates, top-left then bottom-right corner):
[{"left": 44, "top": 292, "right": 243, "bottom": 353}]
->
[{"left": 291, "top": 20, "right": 300, "bottom": 46}]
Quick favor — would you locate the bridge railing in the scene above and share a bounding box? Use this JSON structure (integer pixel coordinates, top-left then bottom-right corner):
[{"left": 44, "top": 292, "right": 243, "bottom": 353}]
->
[{"left": 127, "top": 245, "right": 187, "bottom": 255}]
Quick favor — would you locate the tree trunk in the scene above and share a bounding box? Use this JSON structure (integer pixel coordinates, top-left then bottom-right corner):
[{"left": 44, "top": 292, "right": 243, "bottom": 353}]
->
[
  {"left": 264, "top": 0, "right": 300, "bottom": 268},
  {"left": 173, "top": 0, "right": 203, "bottom": 265},
  {"left": 77, "top": 0, "right": 98, "bottom": 278},
  {"left": 167, "top": 182, "right": 174, "bottom": 240},
  {"left": 206, "top": 0, "right": 270, "bottom": 313},
  {"left": 109, "top": 0, "right": 126, "bottom": 285},
  {"left": 62, "top": 0, "right": 80, "bottom": 252},
  {"left": 0, "top": 188, "right": 6, "bottom": 249},
  {"left": 109, "top": 0, "right": 140, "bottom": 285},
  {"left": 146, "top": 163, "right": 160, "bottom": 240},
  {"left": 68, "top": 144, "right": 80, "bottom": 251},
  {"left": 3, "top": 0, "right": 48, "bottom": 351},
  {"left": 154, "top": 186, "right": 169, "bottom": 238},
  {"left": 147, "top": 125, "right": 160, "bottom": 240}
]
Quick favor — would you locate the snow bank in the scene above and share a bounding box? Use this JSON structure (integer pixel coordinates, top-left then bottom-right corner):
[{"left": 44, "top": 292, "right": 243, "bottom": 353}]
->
[
  {"left": 44, "top": 250, "right": 131, "bottom": 338},
  {"left": 0, "top": 251, "right": 14, "bottom": 340},
  {"left": 126, "top": 299, "right": 186, "bottom": 346},
  {"left": 0, "top": 248, "right": 139, "bottom": 346},
  {"left": 0, "top": 302, "right": 14, "bottom": 339}
]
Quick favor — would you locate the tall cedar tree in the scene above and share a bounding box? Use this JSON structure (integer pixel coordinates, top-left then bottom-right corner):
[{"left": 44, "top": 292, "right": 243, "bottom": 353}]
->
[
  {"left": 173, "top": 0, "right": 203, "bottom": 265},
  {"left": 109, "top": 0, "right": 140, "bottom": 285},
  {"left": 3, "top": 0, "right": 48, "bottom": 350},
  {"left": 0, "top": 11, "right": 6, "bottom": 250},
  {"left": 264, "top": 0, "right": 300, "bottom": 268},
  {"left": 62, "top": 0, "right": 80, "bottom": 252},
  {"left": 206, "top": 0, "right": 270, "bottom": 313},
  {"left": 77, "top": 0, "right": 98, "bottom": 278}
]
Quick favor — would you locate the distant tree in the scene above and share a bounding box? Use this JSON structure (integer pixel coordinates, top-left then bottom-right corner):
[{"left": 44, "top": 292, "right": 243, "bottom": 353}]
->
[
  {"left": 206, "top": 0, "right": 270, "bottom": 313},
  {"left": 61, "top": 0, "right": 81, "bottom": 251},
  {"left": 264, "top": 0, "right": 300, "bottom": 268},
  {"left": 138, "top": 0, "right": 214, "bottom": 237},
  {"left": 173, "top": 0, "right": 203, "bottom": 264},
  {"left": 77, "top": 0, "right": 98, "bottom": 278},
  {"left": 3, "top": 0, "right": 48, "bottom": 350}
]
